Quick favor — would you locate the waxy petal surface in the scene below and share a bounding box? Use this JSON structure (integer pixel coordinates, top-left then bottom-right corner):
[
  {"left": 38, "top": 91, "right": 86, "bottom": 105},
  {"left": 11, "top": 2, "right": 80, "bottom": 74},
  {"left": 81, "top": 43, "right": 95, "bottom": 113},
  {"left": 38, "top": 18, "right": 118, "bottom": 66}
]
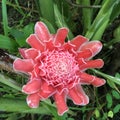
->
[
  {"left": 13, "top": 58, "right": 34, "bottom": 72},
  {"left": 54, "top": 92, "right": 68, "bottom": 115},
  {"left": 79, "top": 59, "right": 104, "bottom": 70},
  {"left": 77, "top": 49, "right": 92, "bottom": 59},
  {"left": 35, "top": 22, "right": 50, "bottom": 42},
  {"left": 79, "top": 72, "right": 105, "bottom": 86},
  {"left": 27, "top": 93, "right": 41, "bottom": 108},
  {"left": 22, "top": 80, "right": 41, "bottom": 94},
  {"left": 27, "top": 34, "right": 44, "bottom": 51},
  {"left": 25, "top": 48, "right": 39, "bottom": 59},
  {"left": 54, "top": 28, "right": 69, "bottom": 46},
  {"left": 80, "top": 41, "right": 102, "bottom": 57},
  {"left": 70, "top": 35, "right": 88, "bottom": 50},
  {"left": 68, "top": 85, "right": 89, "bottom": 105}
]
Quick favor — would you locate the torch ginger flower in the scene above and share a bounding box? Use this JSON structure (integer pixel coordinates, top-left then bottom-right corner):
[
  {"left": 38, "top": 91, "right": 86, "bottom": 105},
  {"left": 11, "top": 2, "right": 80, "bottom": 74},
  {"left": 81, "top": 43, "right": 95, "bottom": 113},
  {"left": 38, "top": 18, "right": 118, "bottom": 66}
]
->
[{"left": 13, "top": 21, "right": 105, "bottom": 115}]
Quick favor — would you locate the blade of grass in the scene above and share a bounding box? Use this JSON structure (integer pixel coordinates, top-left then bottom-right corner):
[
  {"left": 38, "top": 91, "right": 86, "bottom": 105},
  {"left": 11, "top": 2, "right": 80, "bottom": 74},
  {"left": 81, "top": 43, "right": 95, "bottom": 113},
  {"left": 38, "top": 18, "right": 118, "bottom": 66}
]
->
[
  {"left": 41, "top": 103, "right": 63, "bottom": 120},
  {"left": 82, "top": 0, "right": 92, "bottom": 33},
  {"left": 110, "top": 0, "right": 120, "bottom": 23},
  {"left": 14, "top": 0, "right": 25, "bottom": 16},
  {"left": 0, "top": 97, "right": 50, "bottom": 114},
  {"left": 85, "top": 0, "right": 118, "bottom": 40},
  {"left": 81, "top": 0, "right": 92, "bottom": 34},
  {"left": 91, "top": 15, "right": 109, "bottom": 40},
  {"left": 38, "top": 0, "right": 56, "bottom": 28},
  {"left": 94, "top": 0, "right": 101, "bottom": 5},
  {"left": 2, "top": 0, "right": 9, "bottom": 36},
  {"left": 0, "top": 74, "right": 22, "bottom": 91}
]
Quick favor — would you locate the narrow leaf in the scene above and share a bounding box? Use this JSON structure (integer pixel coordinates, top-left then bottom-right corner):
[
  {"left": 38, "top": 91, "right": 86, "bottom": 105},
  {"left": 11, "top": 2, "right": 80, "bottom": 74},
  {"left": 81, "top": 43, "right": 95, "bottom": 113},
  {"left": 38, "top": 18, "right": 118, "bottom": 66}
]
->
[
  {"left": 81, "top": 0, "right": 92, "bottom": 33},
  {"left": 0, "top": 98, "right": 50, "bottom": 114},
  {"left": 2, "top": 0, "right": 9, "bottom": 36},
  {"left": 0, "top": 35, "right": 18, "bottom": 51},
  {"left": 0, "top": 73, "right": 21, "bottom": 91},
  {"left": 85, "top": 0, "right": 118, "bottom": 40},
  {"left": 106, "top": 93, "right": 112, "bottom": 109},
  {"left": 38, "top": 0, "right": 55, "bottom": 27}
]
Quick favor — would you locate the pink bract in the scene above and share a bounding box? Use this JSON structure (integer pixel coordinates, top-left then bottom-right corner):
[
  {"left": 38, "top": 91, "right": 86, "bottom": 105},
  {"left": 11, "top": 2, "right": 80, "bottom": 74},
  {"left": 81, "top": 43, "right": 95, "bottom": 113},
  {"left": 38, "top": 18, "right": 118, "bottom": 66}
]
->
[{"left": 13, "top": 21, "right": 105, "bottom": 115}]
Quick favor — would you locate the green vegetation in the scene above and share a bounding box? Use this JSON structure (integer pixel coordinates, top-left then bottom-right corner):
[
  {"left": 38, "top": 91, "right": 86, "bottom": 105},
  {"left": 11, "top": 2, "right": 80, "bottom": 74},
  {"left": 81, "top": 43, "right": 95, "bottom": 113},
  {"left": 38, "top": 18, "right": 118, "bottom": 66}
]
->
[{"left": 0, "top": 0, "right": 120, "bottom": 119}]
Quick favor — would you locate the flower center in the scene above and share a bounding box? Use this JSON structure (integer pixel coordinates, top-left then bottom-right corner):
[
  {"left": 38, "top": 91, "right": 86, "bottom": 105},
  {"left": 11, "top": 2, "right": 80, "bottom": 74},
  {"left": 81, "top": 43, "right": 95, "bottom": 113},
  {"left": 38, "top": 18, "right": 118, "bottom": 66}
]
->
[{"left": 40, "top": 50, "right": 79, "bottom": 87}]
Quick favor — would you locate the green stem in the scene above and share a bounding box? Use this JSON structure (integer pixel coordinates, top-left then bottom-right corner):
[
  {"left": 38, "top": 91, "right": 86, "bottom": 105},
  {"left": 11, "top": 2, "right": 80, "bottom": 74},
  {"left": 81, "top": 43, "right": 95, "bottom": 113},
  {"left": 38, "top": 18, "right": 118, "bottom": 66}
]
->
[{"left": 2, "top": 0, "right": 9, "bottom": 36}]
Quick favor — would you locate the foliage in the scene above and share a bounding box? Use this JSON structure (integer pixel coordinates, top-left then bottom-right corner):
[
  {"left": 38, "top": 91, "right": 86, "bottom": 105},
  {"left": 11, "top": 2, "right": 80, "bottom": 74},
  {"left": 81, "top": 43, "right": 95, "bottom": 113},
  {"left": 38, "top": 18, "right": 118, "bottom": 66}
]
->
[{"left": 0, "top": 0, "right": 120, "bottom": 119}]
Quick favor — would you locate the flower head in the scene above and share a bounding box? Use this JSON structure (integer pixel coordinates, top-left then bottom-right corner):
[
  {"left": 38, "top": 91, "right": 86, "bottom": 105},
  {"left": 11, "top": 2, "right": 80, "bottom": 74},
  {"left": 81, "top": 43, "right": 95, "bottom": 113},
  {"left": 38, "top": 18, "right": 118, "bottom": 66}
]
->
[{"left": 13, "top": 22, "right": 105, "bottom": 115}]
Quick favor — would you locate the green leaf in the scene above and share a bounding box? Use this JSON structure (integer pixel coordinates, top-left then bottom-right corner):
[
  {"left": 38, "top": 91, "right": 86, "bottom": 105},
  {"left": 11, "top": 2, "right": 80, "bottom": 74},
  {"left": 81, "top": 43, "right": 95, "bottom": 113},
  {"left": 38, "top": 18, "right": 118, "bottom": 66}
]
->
[
  {"left": 110, "top": 0, "right": 120, "bottom": 22},
  {"left": 106, "top": 79, "right": 120, "bottom": 93},
  {"left": 54, "top": 0, "right": 74, "bottom": 31},
  {"left": 94, "top": 108, "right": 100, "bottom": 118},
  {"left": 41, "top": 101, "right": 68, "bottom": 120},
  {"left": 112, "top": 90, "right": 120, "bottom": 99},
  {"left": 91, "top": 17, "right": 109, "bottom": 40},
  {"left": 115, "top": 73, "right": 120, "bottom": 78},
  {"left": 114, "top": 26, "right": 120, "bottom": 40},
  {"left": 10, "top": 23, "right": 34, "bottom": 47},
  {"left": 0, "top": 97, "right": 50, "bottom": 114},
  {"left": 23, "top": 23, "right": 34, "bottom": 38},
  {"left": 85, "top": 0, "right": 118, "bottom": 40},
  {"left": 0, "top": 35, "right": 18, "bottom": 51},
  {"left": 2, "top": 0, "right": 9, "bottom": 36},
  {"left": 108, "top": 111, "right": 114, "bottom": 118},
  {"left": 38, "top": 0, "right": 55, "bottom": 27},
  {"left": 0, "top": 74, "right": 21, "bottom": 91},
  {"left": 113, "top": 104, "right": 120, "bottom": 114},
  {"left": 67, "top": 118, "right": 74, "bottom": 120},
  {"left": 10, "top": 28, "right": 27, "bottom": 47},
  {"left": 107, "top": 79, "right": 116, "bottom": 89},
  {"left": 81, "top": 0, "right": 92, "bottom": 33},
  {"left": 85, "top": 12, "right": 110, "bottom": 40},
  {"left": 106, "top": 93, "right": 112, "bottom": 109}
]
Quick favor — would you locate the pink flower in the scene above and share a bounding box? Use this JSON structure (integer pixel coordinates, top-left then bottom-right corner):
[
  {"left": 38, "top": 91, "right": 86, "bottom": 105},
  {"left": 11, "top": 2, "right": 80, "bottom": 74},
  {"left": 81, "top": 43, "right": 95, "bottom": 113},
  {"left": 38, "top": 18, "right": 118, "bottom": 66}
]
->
[{"left": 13, "top": 22, "right": 105, "bottom": 115}]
